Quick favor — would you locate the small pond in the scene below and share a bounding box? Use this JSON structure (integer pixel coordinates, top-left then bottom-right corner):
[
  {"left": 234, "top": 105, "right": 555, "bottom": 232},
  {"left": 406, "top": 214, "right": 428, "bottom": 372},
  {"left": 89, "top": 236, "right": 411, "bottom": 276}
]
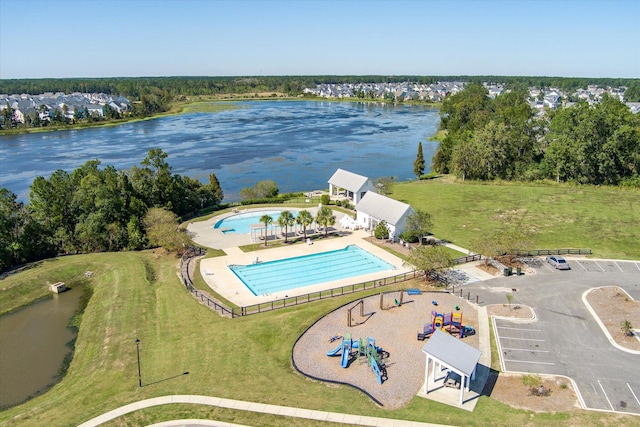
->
[{"left": 0, "top": 288, "right": 82, "bottom": 408}]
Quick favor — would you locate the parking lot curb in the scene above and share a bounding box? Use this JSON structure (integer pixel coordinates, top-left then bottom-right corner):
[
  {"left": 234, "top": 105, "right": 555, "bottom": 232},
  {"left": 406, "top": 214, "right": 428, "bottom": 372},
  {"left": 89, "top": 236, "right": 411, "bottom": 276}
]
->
[{"left": 581, "top": 288, "right": 640, "bottom": 355}]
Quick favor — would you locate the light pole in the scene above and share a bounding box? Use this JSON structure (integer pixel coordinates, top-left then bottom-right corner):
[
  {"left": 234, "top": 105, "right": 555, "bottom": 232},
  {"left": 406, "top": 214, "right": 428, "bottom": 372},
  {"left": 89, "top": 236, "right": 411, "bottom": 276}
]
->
[{"left": 135, "top": 338, "right": 142, "bottom": 387}]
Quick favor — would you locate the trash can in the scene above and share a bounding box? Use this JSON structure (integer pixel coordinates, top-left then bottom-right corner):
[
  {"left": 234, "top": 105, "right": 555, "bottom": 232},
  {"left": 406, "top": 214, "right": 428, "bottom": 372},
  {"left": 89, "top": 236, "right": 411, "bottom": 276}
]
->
[
  {"left": 503, "top": 268, "right": 510, "bottom": 277},
  {"left": 516, "top": 267, "right": 522, "bottom": 276}
]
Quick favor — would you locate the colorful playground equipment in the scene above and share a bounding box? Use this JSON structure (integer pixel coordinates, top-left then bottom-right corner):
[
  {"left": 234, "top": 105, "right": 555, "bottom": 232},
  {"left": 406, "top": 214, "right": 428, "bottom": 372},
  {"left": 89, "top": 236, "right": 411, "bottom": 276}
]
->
[
  {"left": 326, "top": 334, "right": 385, "bottom": 384},
  {"left": 417, "top": 310, "right": 476, "bottom": 340}
]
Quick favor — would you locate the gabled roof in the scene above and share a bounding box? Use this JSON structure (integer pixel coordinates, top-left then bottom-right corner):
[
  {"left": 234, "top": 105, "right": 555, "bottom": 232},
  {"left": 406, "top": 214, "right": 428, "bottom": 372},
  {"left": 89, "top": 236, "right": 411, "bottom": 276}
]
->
[
  {"left": 328, "top": 168, "right": 371, "bottom": 191},
  {"left": 355, "top": 191, "right": 415, "bottom": 225},
  {"left": 422, "top": 329, "right": 481, "bottom": 376}
]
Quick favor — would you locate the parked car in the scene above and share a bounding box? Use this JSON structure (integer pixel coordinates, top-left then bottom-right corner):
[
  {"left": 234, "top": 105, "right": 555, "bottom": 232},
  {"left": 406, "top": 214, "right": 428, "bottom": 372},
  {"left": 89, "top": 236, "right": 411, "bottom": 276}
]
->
[{"left": 546, "top": 255, "right": 570, "bottom": 270}]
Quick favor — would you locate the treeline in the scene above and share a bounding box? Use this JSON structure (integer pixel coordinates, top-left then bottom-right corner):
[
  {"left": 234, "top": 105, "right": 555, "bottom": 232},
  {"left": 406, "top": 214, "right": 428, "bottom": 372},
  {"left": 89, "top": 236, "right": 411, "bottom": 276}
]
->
[
  {"left": 1, "top": 76, "right": 638, "bottom": 101},
  {"left": 432, "top": 84, "right": 640, "bottom": 185},
  {"left": 0, "top": 149, "right": 223, "bottom": 272}
]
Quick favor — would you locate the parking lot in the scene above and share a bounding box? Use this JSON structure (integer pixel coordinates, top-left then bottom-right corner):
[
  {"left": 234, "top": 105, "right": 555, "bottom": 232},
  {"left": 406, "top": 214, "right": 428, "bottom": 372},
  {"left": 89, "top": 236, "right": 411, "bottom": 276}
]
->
[
  {"left": 463, "top": 257, "right": 640, "bottom": 415},
  {"left": 535, "top": 258, "right": 640, "bottom": 277}
]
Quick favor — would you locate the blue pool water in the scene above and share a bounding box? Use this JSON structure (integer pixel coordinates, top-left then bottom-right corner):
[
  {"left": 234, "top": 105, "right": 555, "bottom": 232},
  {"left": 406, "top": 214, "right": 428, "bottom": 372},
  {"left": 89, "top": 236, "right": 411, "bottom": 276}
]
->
[
  {"left": 214, "top": 210, "right": 299, "bottom": 234},
  {"left": 230, "top": 245, "right": 396, "bottom": 296}
]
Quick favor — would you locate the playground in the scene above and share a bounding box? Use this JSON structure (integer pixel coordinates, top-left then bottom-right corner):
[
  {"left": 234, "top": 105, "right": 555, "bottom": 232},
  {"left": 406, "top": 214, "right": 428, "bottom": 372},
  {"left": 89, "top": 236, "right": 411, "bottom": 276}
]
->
[{"left": 292, "top": 290, "right": 480, "bottom": 409}]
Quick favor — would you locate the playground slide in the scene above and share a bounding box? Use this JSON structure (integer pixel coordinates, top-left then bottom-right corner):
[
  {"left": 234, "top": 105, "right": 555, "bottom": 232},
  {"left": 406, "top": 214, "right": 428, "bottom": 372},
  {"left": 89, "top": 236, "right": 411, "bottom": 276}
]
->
[
  {"left": 370, "top": 358, "right": 383, "bottom": 384},
  {"left": 326, "top": 344, "right": 342, "bottom": 357},
  {"left": 340, "top": 339, "right": 351, "bottom": 368},
  {"left": 423, "top": 323, "right": 435, "bottom": 335}
]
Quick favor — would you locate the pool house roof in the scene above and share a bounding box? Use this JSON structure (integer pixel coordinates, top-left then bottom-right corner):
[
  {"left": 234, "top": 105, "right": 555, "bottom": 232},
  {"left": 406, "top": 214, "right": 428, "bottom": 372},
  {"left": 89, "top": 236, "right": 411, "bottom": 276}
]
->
[
  {"left": 328, "top": 169, "right": 372, "bottom": 192},
  {"left": 355, "top": 191, "right": 415, "bottom": 226}
]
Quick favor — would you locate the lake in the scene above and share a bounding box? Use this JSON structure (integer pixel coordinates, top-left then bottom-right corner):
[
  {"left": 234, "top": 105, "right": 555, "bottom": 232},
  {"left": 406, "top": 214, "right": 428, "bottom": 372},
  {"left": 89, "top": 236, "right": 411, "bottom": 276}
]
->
[{"left": 0, "top": 101, "right": 440, "bottom": 202}]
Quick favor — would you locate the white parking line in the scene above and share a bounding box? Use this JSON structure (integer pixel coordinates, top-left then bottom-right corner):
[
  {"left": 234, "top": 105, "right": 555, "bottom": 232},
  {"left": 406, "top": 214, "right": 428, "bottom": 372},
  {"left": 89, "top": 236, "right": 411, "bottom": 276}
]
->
[
  {"left": 598, "top": 380, "right": 615, "bottom": 411},
  {"left": 575, "top": 260, "right": 589, "bottom": 271},
  {"left": 636, "top": 262, "right": 640, "bottom": 272},
  {"left": 629, "top": 383, "right": 640, "bottom": 408},
  {"left": 593, "top": 261, "right": 606, "bottom": 273},
  {"left": 614, "top": 261, "right": 624, "bottom": 272},
  {"left": 541, "top": 261, "right": 555, "bottom": 272},
  {"left": 504, "top": 359, "right": 555, "bottom": 365},
  {"left": 500, "top": 337, "right": 546, "bottom": 342},
  {"left": 502, "top": 347, "right": 550, "bottom": 353},
  {"left": 497, "top": 326, "right": 541, "bottom": 332}
]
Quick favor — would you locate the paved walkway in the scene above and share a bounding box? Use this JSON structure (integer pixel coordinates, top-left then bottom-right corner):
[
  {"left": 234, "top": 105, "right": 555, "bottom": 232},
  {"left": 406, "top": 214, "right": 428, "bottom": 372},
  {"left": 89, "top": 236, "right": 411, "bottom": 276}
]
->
[{"left": 77, "top": 395, "right": 453, "bottom": 427}]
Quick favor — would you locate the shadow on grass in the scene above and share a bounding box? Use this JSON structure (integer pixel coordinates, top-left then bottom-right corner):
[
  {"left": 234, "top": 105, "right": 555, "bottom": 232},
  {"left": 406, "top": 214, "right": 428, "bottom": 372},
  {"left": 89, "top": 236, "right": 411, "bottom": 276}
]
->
[{"left": 143, "top": 371, "right": 190, "bottom": 388}]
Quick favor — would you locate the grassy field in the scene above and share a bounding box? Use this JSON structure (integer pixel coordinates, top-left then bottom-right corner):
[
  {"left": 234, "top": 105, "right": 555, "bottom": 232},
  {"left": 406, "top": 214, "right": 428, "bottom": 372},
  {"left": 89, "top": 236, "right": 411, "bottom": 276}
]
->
[
  {"left": 1, "top": 250, "right": 635, "bottom": 427},
  {"left": 392, "top": 178, "right": 640, "bottom": 260}
]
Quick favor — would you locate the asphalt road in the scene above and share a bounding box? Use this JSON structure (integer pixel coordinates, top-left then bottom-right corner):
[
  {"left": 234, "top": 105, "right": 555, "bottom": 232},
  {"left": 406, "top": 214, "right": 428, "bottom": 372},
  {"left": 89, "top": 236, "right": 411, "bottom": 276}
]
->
[{"left": 461, "top": 258, "right": 640, "bottom": 415}]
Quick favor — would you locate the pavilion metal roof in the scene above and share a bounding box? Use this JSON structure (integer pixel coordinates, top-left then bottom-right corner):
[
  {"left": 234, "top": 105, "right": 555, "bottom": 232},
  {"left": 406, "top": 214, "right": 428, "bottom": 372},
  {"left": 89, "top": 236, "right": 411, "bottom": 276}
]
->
[{"left": 422, "top": 329, "right": 481, "bottom": 377}]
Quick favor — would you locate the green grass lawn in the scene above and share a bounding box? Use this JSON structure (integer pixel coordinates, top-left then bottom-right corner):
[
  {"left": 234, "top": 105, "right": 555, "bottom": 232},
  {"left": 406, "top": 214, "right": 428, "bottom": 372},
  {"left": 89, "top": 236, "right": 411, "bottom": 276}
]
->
[
  {"left": 1, "top": 251, "right": 634, "bottom": 426},
  {"left": 392, "top": 178, "right": 640, "bottom": 260}
]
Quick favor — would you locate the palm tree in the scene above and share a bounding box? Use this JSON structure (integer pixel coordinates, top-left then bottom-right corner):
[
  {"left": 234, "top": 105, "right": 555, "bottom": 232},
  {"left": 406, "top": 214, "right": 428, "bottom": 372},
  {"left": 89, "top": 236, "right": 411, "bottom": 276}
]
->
[
  {"left": 259, "top": 214, "right": 273, "bottom": 246},
  {"left": 295, "top": 210, "right": 314, "bottom": 239},
  {"left": 277, "top": 210, "right": 295, "bottom": 243},
  {"left": 316, "top": 206, "right": 336, "bottom": 239}
]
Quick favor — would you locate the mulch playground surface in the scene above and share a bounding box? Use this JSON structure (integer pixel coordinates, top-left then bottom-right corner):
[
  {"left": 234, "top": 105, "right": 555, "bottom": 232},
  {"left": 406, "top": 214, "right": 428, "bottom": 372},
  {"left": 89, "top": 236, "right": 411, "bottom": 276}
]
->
[{"left": 292, "top": 290, "right": 479, "bottom": 409}]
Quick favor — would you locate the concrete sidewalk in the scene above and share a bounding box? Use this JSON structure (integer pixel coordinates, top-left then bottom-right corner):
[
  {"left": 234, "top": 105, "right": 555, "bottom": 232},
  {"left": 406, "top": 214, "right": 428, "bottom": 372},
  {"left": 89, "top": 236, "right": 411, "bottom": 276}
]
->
[{"left": 78, "top": 395, "right": 455, "bottom": 427}]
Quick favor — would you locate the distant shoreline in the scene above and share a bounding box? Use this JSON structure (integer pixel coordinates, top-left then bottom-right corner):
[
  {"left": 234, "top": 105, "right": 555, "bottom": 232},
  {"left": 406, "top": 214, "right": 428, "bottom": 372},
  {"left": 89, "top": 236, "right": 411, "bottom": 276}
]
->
[{"left": 0, "top": 96, "right": 439, "bottom": 136}]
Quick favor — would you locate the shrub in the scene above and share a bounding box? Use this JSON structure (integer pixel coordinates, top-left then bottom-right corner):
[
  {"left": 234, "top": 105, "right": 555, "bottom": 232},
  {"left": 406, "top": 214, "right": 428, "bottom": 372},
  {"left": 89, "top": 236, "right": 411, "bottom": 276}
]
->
[
  {"left": 522, "top": 373, "right": 542, "bottom": 387},
  {"left": 621, "top": 319, "right": 634, "bottom": 336},
  {"left": 335, "top": 200, "right": 353, "bottom": 210},
  {"left": 320, "top": 194, "right": 330, "bottom": 205},
  {"left": 374, "top": 221, "right": 389, "bottom": 239}
]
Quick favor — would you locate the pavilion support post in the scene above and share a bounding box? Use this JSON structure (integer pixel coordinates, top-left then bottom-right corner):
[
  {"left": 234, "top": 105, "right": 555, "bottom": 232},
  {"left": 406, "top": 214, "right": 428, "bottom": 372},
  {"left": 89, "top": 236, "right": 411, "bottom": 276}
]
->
[{"left": 424, "top": 355, "right": 430, "bottom": 394}]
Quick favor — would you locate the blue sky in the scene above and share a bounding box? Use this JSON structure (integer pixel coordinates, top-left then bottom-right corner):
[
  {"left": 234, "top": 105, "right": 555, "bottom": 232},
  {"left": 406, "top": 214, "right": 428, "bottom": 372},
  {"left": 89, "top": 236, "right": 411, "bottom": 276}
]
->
[{"left": 1, "top": 0, "right": 638, "bottom": 79}]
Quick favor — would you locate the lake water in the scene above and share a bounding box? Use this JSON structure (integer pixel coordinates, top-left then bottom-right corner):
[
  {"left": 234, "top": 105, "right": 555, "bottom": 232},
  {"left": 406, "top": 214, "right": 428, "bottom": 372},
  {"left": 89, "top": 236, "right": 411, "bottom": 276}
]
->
[{"left": 0, "top": 101, "right": 440, "bottom": 202}]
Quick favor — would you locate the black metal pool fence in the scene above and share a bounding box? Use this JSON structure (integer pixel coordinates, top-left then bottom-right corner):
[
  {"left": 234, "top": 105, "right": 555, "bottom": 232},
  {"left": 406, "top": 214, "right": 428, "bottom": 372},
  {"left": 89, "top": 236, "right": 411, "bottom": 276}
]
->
[{"left": 179, "top": 246, "right": 591, "bottom": 317}]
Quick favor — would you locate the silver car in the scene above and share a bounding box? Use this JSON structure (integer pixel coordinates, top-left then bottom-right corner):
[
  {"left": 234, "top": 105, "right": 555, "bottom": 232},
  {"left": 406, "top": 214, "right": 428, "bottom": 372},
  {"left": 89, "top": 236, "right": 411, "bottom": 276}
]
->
[{"left": 546, "top": 255, "right": 570, "bottom": 270}]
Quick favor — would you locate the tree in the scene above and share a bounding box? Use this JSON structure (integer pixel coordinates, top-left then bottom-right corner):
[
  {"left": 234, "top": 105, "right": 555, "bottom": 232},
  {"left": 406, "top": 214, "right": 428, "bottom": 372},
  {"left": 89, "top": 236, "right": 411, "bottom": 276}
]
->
[
  {"left": 452, "top": 121, "right": 512, "bottom": 180},
  {"left": 506, "top": 293, "right": 514, "bottom": 309},
  {"left": 315, "top": 206, "right": 335, "bottom": 239},
  {"left": 240, "top": 180, "right": 279, "bottom": 200},
  {"left": 413, "top": 141, "right": 425, "bottom": 179},
  {"left": 255, "top": 180, "right": 279, "bottom": 198},
  {"left": 295, "top": 210, "right": 313, "bottom": 239},
  {"left": 208, "top": 173, "right": 224, "bottom": 203},
  {"left": 374, "top": 221, "right": 389, "bottom": 239},
  {"left": 277, "top": 210, "right": 295, "bottom": 243},
  {"left": 142, "top": 207, "right": 188, "bottom": 252},
  {"left": 542, "top": 97, "right": 640, "bottom": 185},
  {"left": 404, "top": 245, "right": 454, "bottom": 282},
  {"left": 402, "top": 209, "right": 433, "bottom": 243},
  {"left": 2, "top": 102, "right": 14, "bottom": 129},
  {"left": 259, "top": 214, "right": 273, "bottom": 246},
  {"left": 0, "top": 189, "right": 37, "bottom": 270},
  {"left": 470, "top": 209, "right": 535, "bottom": 265},
  {"left": 29, "top": 170, "right": 77, "bottom": 253}
]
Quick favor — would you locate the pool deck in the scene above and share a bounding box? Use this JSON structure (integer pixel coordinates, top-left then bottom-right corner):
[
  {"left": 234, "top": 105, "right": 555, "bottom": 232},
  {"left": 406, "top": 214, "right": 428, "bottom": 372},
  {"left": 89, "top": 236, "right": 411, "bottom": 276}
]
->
[
  {"left": 187, "top": 207, "right": 327, "bottom": 250},
  {"left": 199, "top": 229, "right": 412, "bottom": 307}
]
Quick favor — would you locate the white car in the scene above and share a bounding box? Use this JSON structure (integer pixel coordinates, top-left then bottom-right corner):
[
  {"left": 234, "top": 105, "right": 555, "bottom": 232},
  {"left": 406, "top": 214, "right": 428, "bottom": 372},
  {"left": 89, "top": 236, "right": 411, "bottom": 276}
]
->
[{"left": 546, "top": 255, "right": 570, "bottom": 270}]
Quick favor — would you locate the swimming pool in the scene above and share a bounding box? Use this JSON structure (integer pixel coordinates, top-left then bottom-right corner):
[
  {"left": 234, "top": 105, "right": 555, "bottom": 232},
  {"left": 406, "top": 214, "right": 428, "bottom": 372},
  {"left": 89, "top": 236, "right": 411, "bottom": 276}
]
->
[
  {"left": 214, "top": 210, "right": 299, "bottom": 234},
  {"left": 229, "top": 245, "right": 396, "bottom": 296}
]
